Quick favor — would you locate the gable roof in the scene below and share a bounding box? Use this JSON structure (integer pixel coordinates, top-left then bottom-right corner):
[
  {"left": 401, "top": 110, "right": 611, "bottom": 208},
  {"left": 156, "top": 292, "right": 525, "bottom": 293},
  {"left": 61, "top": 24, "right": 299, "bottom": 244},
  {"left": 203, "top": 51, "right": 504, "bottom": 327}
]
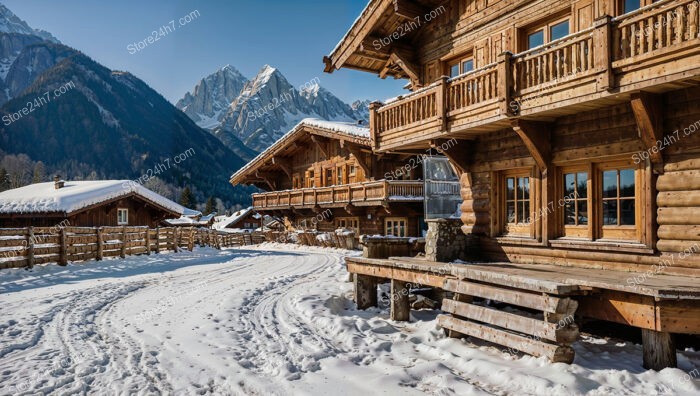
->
[
  {"left": 0, "top": 180, "right": 191, "bottom": 217},
  {"left": 213, "top": 207, "right": 260, "bottom": 230},
  {"left": 229, "top": 118, "right": 370, "bottom": 186}
]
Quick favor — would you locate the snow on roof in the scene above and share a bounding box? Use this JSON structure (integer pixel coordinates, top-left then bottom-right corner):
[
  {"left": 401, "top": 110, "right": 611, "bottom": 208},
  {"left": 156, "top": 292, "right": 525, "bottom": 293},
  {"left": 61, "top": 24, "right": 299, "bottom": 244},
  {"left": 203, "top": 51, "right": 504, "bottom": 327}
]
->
[
  {"left": 0, "top": 180, "right": 192, "bottom": 216},
  {"left": 230, "top": 118, "right": 370, "bottom": 183},
  {"left": 213, "top": 207, "right": 258, "bottom": 230}
]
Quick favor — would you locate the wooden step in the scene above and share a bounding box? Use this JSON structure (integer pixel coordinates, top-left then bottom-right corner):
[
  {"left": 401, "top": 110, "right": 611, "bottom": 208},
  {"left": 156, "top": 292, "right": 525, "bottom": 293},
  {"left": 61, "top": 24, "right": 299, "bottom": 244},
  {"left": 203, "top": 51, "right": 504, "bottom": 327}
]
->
[
  {"left": 437, "top": 315, "right": 575, "bottom": 363},
  {"left": 442, "top": 299, "right": 579, "bottom": 343},
  {"left": 443, "top": 279, "right": 578, "bottom": 315},
  {"left": 450, "top": 265, "right": 578, "bottom": 294}
]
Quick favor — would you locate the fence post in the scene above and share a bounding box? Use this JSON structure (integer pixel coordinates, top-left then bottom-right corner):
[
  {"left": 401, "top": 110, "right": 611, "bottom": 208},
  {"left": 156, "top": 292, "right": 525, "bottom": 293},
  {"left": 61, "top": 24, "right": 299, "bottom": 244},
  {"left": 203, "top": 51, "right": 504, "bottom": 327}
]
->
[
  {"left": 145, "top": 227, "right": 151, "bottom": 255},
  {"left": 189, "top": 228, "right": 195, "bottom": 251},
  {"left": 26, "top": 226, "right": 35, "bottom": 268},
  {"left": 96, "top": 227, "right": 103, "bottom": 261},
  {"left": 58, "top": 227, "right": 67, "bottom": 266},
  {"left": 155, "top": 227, "right": 160, "bottom": 254},
  {"left": 173, "top": 228, "right": 179, "bottom": 252},
  {"left": 120, "top": 225, "right": 127, "bottom": 258}
]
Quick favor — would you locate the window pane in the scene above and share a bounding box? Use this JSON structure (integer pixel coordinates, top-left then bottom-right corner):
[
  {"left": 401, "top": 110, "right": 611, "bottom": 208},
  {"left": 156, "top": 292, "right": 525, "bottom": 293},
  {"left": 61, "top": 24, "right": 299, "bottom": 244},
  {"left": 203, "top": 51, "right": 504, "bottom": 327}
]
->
[
  {"left": 603, "top": 171, "right": 618, "bottom": 198},
  {"left": 450, "top": 63, "right": 460, "bottom": 77},
  {"left": 462, "top": 59, "right": 474, "bottom": 73},
  {"left": 565, "top": 202, "right": 576, "bottom": 225},
  {"left": 577, "top": 172, "right": 588, "bottom": 198},
  {"left": 506, "top": 178, "right": 515, "bottom": 200},
  {"left": 519, "top": 177, "right": 530, "bottom": 200},
  {"left": 521, "top": 201, "right": 531, "bottom": 224},
  {"left": 603, "top": 200, "right": 618, "bottom": 225},
  {"left": 621, "top": 199, "right": 636, "bottom": 225},
  {"left": 528, "top": 30, "right": 544, "bottom": 49},
  {"left": 620, "top": 169, "right": 635, "bottom": 198},
  {"left": 550, "top": 20, "right": 570, "bottom": 41},
  {"left": 564, "top": 173, "right": 575, "bottom": 197},
  {"left": 507, "top": 202, "right": 516, "bottom": 223},
  {"left": 578, "top": 201, "right": 588, "bottom": 226},
  {"left": 624, "top": 0, "right": 641, "bottom": 13}
]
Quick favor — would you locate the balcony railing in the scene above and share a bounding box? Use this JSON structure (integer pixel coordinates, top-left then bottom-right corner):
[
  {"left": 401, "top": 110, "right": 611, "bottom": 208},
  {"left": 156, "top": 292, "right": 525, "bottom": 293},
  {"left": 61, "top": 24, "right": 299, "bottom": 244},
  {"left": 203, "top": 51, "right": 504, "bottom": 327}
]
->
[
  {"left": 369, "top": 0, "right": 700, "bottom": 151},
  {"left": 252, "top": 180, "right": 424, "bottom": 210}
]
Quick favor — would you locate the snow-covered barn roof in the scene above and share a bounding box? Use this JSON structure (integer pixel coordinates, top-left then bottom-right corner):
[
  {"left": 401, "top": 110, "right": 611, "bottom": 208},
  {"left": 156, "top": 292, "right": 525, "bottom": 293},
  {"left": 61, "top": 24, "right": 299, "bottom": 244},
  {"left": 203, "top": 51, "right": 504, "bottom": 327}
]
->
[
  {"left": 230, "top": 118, "right": 370, "bottom": 186},
  {"left": 0, "top": 180, "right": 194, "bottom": 217},
  {"left": 213, "top": 207, "right": 260, "bottom": 230}
]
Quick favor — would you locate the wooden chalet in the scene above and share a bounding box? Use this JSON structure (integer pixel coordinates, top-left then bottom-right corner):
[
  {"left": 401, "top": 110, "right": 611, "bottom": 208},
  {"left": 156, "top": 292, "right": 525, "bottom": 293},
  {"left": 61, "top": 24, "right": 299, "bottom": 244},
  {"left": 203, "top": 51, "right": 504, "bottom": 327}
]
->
[
  {"left": 327, "top": 0, "right": 700, "bottom": 369},
  {"left": 212, "top": 207, "right": 263, "bottom": 232},
  {"left": 229, "top": 119, "right": 425, "bottom": 237},
  {"left": 0, "top": 178, "right": 191, "bottom": 228}
]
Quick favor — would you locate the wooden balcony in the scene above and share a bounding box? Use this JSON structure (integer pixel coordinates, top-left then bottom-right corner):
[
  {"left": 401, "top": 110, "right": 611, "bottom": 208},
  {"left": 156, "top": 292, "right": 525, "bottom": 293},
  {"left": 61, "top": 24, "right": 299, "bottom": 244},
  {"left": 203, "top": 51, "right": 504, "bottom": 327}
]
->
[
  {"left": 252, "top": 180, "right": 424, "bottom": 211},
  {"left": 369, "top": 0, "right": 700, "bottom": 151}
]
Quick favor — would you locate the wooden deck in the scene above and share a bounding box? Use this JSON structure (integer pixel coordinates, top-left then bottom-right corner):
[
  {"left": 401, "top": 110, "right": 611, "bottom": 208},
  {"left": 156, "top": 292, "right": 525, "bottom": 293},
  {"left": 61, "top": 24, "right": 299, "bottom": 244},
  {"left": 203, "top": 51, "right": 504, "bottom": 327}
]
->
[{"left": 347, "top": 256, "right": 700, "bottom": 368}]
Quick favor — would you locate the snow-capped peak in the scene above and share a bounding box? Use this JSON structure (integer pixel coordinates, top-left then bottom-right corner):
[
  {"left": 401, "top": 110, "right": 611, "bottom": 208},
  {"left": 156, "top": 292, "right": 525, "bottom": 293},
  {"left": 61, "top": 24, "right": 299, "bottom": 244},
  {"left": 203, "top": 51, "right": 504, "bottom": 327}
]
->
[{"left": 0, "top": 4, "right": 60, "bottom": 43}]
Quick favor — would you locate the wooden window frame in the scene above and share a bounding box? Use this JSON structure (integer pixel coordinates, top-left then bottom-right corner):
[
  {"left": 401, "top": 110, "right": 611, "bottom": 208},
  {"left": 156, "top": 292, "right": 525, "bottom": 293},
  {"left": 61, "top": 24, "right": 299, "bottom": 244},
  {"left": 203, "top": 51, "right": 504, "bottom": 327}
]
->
[
  {"left": 446, "top": 53, "right": 475, "bottom": 78},
  {"left": 521, "top": 13, "right": 571, "bottom": 51},
  {"left": 499, "top": 169, "right": 535, "bottom": 238},
  {"left": 385, "top": 217, "right": 408, "bottom": 237},
  {"left": 555, "top": 158, "right": 647, "bottom": 245},
  {"left": 335, "top": 217, "right": 360, "bottom": 234},
  {"left": 615, "top": 0, "right": 657, "bottom": 16},
  {"left": 117, "top": 208, "right": 128, "bottom": 225},
  {"left": 336, "top": 165, "right": 345, "bottom": 185}
]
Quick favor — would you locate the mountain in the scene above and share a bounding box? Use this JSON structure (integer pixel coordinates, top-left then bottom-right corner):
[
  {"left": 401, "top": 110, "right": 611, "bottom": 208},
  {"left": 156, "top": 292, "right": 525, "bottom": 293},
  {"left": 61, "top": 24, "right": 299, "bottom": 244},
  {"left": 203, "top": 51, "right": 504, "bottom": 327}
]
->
[
  {"left": 0, "top": 5, "right": 252, "bottom": 207},
  {"left": 175, "top": 65, "right": 248, "bottom": 129},
  {"left": 177, "top": 65, "right": 369, "bottom": 152},
  {"left": 0, "top": 4, "right": 60, "bottom": 43}
]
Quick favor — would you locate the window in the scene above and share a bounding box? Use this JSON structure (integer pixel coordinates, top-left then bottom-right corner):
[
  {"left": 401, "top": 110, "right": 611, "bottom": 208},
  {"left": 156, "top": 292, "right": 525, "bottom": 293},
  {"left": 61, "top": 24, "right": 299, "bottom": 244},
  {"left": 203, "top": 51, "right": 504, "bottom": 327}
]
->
[
  {"left": 336, "top": 166, "right": 345, "bottom": 185},
  {"left": 307, "top": 170, "right": 315, "bottom": 188},
  {"left": 524, "top": 16, "right": 570, "bottom": 50},
  {"left": 325, "top": 168, "right": 334, "bottom": 186},
  {"left": 623, "top": 0, "right": 641, "bottom": 13},
  {"left": 557, "top": 162, "right": 640, "bottom": 242},
  {"left": 448, "top": 55, "right": 475, "bottom": 77},
  {"left": 504, "top": 174, "right": 532, "bottom": 236},
  {"left": 117, "top": 208, "right": 128, "bottom": 225},
  {"left": 335, "top": 217, "right": 360, "bottom": 234},
  {"left": 385, "top": 217, "right": 407, "bottom": 237}
]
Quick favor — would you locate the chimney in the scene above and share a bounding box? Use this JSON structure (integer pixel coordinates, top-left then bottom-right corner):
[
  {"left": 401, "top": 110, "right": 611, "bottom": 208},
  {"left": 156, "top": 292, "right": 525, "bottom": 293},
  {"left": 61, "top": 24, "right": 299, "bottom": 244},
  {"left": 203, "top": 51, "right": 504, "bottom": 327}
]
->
[{"left": 54, "top": 175, "right": 65, "bottom": 189}]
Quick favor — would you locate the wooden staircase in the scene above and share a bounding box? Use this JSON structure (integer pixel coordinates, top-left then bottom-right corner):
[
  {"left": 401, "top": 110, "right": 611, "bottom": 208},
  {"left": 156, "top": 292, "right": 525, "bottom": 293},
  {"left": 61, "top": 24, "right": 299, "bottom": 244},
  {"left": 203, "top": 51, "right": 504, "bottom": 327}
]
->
[{"left": 438, "top": 277, "right": 581, "bottom": 363}]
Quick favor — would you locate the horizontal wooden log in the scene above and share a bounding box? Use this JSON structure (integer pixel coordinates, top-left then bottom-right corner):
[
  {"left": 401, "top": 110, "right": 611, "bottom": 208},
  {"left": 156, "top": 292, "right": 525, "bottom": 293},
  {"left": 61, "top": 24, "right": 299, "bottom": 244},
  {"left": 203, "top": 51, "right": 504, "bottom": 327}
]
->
[
  {"left": 0, "top": 228, "right": 27, "bottom": 236},
  {"left": 67, "top": 245, "right": 97, "bottom": 254},
  {"left": 437, "top": 315, "right": 575, "bottom": 363},
  {"left": 657, "top": 191, "right": 700, "bottom": 207},
  {"left": 0, "top": 258, "right": 29, "bottom": 269},
  {"left": 442, "top": 299, "right": 579, "bottom": 343},
  {"left": 656, "top": 239, "right": 700, "bottom": 254},
  {"left": 657, "top": 171, "right": 700, "bottom": 191},
  {"left": 67, "top": 252, "right": 97, "bottom": 262},
  {"left": 658, "top": 225, "right": 700, "bottom": 241},
  {"left": 66, "top": 236, "right": 97, "bottom": 244},
  {"left": 658, "top": 207, "right": 700, "bottom": 225},
  {"left": 0, "top": 238, "right": 26, "bottom": 248},
  {"left": 33, "top": 255, "right": 59, "bottom": 265},
  {"left": 34, "top": 246, "right": 60, "bottom": 255},
  {"left": 443, "top": 279, "right": 577, "bottom": 314}
]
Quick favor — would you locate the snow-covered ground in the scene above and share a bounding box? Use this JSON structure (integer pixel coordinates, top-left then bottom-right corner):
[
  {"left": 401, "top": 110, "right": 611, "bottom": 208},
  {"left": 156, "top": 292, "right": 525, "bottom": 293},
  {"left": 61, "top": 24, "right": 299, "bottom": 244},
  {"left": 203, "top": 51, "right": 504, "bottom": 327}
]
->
[{"left": 1, "top": 245, "right": 699, "bottom": 395}]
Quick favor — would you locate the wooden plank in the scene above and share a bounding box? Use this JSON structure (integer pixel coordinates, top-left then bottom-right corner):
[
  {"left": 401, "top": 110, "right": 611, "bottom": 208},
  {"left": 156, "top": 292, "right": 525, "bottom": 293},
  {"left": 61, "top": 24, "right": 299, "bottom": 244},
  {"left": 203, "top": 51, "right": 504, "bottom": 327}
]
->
[
  {"left": 437, "top": 315, "right": 575, "bottom": 363},
  {"left": 390, "top": 279, "right": 410, "bottom": 321},
  {"left": 443, "top": 279, "right": 578, "bottom": 314},
  {"left": 442, "top": 299, "right": 579, "bottom": 343},
  {"left": 450, "top": 265, "right": 578, "bottom": 294},
  {"left": 354, "top": 274, "right": 379, "bottom": 309}
]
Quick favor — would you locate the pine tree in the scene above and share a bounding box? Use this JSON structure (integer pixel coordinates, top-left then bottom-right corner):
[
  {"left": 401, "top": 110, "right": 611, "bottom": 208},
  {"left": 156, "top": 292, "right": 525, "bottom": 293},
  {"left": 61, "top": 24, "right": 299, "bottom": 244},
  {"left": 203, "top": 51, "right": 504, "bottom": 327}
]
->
[
  {"left": 0, "top": 168, "right": 9, "bottom": 191},
  {"left": 179, "top": 187, "right": 195, "bottom": 208},
  {"left": 204, "top": 196, "right": 215, "bottom": 215},
  {"left": 32, "top": 161, "right": 45, "bottom": 183}
]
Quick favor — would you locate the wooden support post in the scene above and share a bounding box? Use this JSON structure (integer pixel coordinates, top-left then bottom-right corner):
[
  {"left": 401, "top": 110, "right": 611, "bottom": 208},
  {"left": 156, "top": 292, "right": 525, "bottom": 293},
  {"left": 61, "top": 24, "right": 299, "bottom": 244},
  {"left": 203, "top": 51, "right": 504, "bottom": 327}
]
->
[
  {"left": 96, "top": 227, "right": 103, "bottom": 261},
  {"left": 173, "top": 228, "right": 179, "bottom": 252},
  {"left": 631, "top": 91, "right": 665, "bottom": 173},
  {"left": 189, "top": 228, "right": 195, "bottom": 251},
  {"left": 58, "top": 227, "right": 67, "bottom": 266},
  {"left": 593, "top": 15, "right": 614, "bottom": 91},
  {"left": 120, "top": 225, "right": 127, "bottom": 258},
  {"left": 369, "top": 101, "right": 381, "bottom": 151},
  {"left": 642, "top": 329, "right": 677, "bottom": 370},
  {"left": 145, "top": 228, "right": 151, "bottom": 255},
  {"left": 498, "top": 51, "right": 514, "bottom": 116},
  {"left": 26, "top": 226, "right": 34, "bottom": 268},
  {"left": 353, "top": 274, "right": 378, "bottom": 309},
  {"left": 154, "top": 227, "right": 160, "bottom": 254},
  {"left": 390, "top": 279, "right": 411, "bottom": 321}
]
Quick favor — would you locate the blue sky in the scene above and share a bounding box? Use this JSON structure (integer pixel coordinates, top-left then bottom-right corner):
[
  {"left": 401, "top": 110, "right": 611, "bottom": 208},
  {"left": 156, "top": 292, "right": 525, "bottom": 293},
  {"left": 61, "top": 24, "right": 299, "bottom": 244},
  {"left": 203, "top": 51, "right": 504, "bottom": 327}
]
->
[{"left": 3, "top": 0, "right": 405, "bottom": 104}]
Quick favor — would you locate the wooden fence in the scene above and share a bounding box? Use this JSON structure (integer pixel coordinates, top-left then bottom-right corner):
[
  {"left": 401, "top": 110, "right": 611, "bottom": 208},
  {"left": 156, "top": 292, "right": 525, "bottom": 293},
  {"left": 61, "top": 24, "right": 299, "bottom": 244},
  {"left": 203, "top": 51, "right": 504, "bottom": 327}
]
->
[{"left": 0, "top": 226, "right": 266, "bottom": 270}]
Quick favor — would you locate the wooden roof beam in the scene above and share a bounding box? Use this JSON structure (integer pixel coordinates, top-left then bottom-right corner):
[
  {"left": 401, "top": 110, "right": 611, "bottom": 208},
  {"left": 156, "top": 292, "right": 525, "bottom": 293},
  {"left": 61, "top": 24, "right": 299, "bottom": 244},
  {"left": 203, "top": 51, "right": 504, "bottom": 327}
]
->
[
  {"left": 386, "top": 52, "right": 421, "bottom": 87},
  {"left": 271, "top": 156, "right": 293, "bottom": 181},
  {"left": 511, "top": 119, "right": 552, "bottom": 173},
  {"left": 630, "top": 92, "right": 664, "bottom": 173},
  {"left": 431, "top": 139, "right": 472, "bottom": 174},
  {"left": 255, "top": 171, "right": 277, "bottom": 191},
  {"left": 392, "top": 0, "right": 428, "bottom": 21},
  {"left": 310, "top": 135, "right": 330, "bottom": 159}
]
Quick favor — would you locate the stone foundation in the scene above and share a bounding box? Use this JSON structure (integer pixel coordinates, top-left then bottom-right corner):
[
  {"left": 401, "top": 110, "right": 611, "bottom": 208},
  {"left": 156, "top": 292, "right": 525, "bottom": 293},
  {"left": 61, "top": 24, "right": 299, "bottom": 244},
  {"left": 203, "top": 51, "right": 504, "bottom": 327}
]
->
[{"left": 424, "top": 218, "right": 477, "bottom": 262}]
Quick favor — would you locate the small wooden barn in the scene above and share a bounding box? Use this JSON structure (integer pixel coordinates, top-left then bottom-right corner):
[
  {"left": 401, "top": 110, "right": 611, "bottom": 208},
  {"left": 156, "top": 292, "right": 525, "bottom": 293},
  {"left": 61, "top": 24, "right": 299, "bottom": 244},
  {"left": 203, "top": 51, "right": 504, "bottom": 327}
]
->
[{"left": 0, "top": 178, "right": 191, "bottom": 228}]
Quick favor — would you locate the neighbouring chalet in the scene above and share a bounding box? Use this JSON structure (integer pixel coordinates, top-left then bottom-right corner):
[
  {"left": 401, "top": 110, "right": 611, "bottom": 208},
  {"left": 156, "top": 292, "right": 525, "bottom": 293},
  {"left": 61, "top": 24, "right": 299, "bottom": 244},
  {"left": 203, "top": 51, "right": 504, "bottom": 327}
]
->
[
  {"left": 229, "top": 119, "right": 426, "bottom": 237},
  {"left": 212, "top": 207, "right": 263, "bottom": 232},
  {"left": 326, "top": 0, "right": 700, "bottom": 369},
  {"left": 164, "top": 212, "right": 217, "bottom": 228},
  {"left": 0, "top": 178, "right": 195, "bottom": 228}
]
